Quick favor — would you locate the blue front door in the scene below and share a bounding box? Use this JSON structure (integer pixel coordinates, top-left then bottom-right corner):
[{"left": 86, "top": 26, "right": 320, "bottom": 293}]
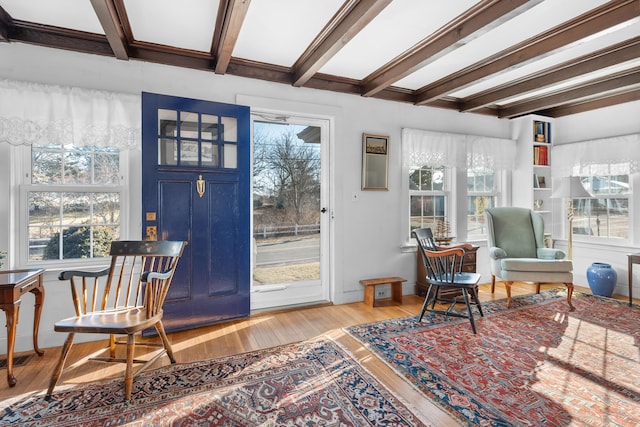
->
[{"left": 142, "top": 92, "right": 250, "bottom": 332}]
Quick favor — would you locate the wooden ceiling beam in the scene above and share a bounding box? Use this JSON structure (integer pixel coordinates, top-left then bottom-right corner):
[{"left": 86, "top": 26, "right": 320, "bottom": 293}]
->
[
  {"left": 10, "top": 21, "right": 115, "bottom": 56},
  {"left": 498, "top": 67, "right": 640, "bottom": 118},
  {"left": 292, "top": 0, "right": 392, "bottom": 87},
  {"left": 0, "top": 6, "right": 11, "bottom": 42},
  {"left": 461, "top": 36, "right": 640, "bottom": 111},
  {"left": 540, "top": 87, "right": 640, "bottom": 117},
  {"left": 212, "top": 0, "right": 251, "bottom": 75},
  {"left": 361, "top": 0, "right": 540, "bottom": 97},
  {"left": 90, "top": 0, "right": 129, "bottom": 60},
  {"left": 415, "top": 0, "right": 640, "bottom": 105}
]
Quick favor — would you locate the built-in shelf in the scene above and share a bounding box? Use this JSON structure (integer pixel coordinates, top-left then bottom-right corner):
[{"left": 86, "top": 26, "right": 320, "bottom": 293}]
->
[{"left": 512, "top": 115, "right": 555, "bottom": 234}]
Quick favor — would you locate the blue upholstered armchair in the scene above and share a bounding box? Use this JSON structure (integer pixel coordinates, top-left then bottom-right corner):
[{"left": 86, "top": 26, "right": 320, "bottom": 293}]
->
[{"left": 485, "top": 207, "right": 574, "bottom": 310}]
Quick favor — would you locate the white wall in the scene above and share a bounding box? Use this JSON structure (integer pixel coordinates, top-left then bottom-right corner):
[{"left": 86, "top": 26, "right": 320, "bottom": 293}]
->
[{"left": 1, "top": 42, "right": 638, "bottom": 353}]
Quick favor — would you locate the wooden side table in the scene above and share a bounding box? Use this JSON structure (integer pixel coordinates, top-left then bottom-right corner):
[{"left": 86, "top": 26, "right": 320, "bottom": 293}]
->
[
  {"left": 628, "top": 253, "right": 640, "bottom": 307},
  {"left": 0, "top": 268, "right": 45, "bottom": 386}
]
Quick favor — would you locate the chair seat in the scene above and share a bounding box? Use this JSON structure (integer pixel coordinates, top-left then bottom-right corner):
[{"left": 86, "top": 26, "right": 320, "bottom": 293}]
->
[
  {"left": 501, "top": 258, "right": 572, "bottom": 272},
  {"left": 430, "top": 272, "right": 481, "bottom": 287},
  {"left": 54, "top": 307, "right": 162, "bottom": 335}
]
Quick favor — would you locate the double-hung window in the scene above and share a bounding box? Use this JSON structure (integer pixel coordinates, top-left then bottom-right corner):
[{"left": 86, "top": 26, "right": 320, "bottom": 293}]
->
[
  {"left": 403, "top": 128, "right": 514, "bottom": 243},
  {"left": 409, "top": 165, "right": 447, "bottom": 232},
  {"left": 25, "top": 144, "right": 123, "bottom": 262}
]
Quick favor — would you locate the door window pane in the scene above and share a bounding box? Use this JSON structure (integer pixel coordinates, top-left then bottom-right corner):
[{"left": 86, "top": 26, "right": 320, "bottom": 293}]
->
[
  {"left": 179, "top": 112, "right": 199, "bottom": 138},
  {"left": 158, "top": 138, "right": 178, "bottom": 165},
  {"left": 181, "top": 140, "right": 199, "bottom": 166},
  {"left": 158, "top": 109, "right": 177, "bottom": 137},
  {"left": 222, "top": 116, "right": 237, "bottom": 142},
  {"left": 201, "top": 114, "right": 218, "bottom": 140},
  {"left": 202, "top": 142, "right": 218, "bottom": 167},
  {"left": 224, "top": 144, "right": 237, "bottom": 169}
]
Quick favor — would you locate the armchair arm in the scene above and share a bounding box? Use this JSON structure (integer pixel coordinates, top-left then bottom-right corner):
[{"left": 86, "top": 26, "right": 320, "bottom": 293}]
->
[
  {"left": 488, "top": 246, "right": 508, "bottom": 260},
  {"left": 59, "top": 267, "right": 111, "bottom": 281},
  {"left": 537, "top": 247, "right": 566, "bottom": 260}
]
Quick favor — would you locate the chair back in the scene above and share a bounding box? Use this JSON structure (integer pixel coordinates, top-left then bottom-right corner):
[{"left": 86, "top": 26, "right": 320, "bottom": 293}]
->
[
  {"left": 62, "top": 240, "right": 186, "bottom": 317},
  {"left": 485, "top": 207, "right": 541, "bottom": 258},
  {"left": 413, "top": 228, "right": 463, "bottom": 284}
]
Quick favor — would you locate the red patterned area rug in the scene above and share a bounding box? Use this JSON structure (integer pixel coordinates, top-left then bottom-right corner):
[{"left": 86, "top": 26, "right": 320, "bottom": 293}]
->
[
  {"left": 345, "top": 290, "right": 640, "bottom": 427},
  {"left": 0, "top": 338, "right": 429, "bottom": 426}
]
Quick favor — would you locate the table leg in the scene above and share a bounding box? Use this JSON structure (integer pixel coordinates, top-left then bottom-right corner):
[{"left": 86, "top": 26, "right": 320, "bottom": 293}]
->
[
  {"left": 30, "top": 286, "right": 45, "bottom": 356},
  {"left": 4, "top": 303, "right": 19, "bottom": 387}
]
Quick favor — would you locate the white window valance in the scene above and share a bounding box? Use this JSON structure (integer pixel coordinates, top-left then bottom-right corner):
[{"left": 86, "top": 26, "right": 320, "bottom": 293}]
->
[
  {"left": 401, "top": 128, "right": 515, "bottom": 171},
  {"left": 552, "top": 133, "right": 640, "bottom": 177},
  {"left": 0, "top": 79, "right": 141, "bottom": 150}
]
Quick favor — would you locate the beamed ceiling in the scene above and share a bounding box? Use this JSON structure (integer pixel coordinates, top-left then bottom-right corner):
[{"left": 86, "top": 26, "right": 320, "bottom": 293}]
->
[{"left": 1, "top": 0, "right": 639, "bottom": 118}]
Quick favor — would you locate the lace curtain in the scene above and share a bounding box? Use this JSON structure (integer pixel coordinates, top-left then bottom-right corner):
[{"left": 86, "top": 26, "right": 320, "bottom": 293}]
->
[
  {"left": 551, "top": 133, "right": 640, "bottom": 177},
  {"left": 401, "top": 128, "right": 515, "bottom": 170},
  {"left": 0, "top": 79, "right": 141, "bottom": 150}
]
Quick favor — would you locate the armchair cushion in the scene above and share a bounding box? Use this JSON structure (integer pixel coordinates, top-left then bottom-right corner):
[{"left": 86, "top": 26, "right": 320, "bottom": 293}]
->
[{"left": 501, "top": 258, "right": 572, "bottom": 272}]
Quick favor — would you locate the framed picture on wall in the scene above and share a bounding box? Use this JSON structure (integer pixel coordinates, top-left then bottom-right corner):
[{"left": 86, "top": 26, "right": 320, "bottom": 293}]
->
[{"left": 362, "top": 133, "right": 389, "bottom": 190}]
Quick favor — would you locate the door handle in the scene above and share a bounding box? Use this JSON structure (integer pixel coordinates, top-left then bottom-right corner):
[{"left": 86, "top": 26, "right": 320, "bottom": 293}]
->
[{"left": 321, "top": 207, "right": 327, "bottom": 213}]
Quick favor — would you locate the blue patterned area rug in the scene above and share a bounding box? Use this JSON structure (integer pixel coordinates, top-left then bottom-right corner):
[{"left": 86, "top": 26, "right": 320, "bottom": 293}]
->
[
  {"left": 345, "top": 290, "right": 640, "bottom": 427},
  {"left": 1, "top": 338, "right": 429, "bottom": 426}
]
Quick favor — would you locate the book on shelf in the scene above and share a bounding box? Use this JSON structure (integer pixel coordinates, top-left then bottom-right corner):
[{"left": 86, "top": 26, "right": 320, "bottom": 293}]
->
[
  {"left": 533, "top": 145, "right": 549, "bottom": 165},
  {"left": 533, "top": 120, "right": 551, "bottom": 144}
]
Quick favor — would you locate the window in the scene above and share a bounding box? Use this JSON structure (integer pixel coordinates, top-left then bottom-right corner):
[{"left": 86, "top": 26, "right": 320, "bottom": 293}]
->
[
  {"left": 467, "top": 167, "right": 496, "bottom": 236},
  {"left": 573, "top": 174, "right": 629, "bottom": 239},
  {"left": 25, "top": 144, "right": 123, "bottom": 261},
  {"left": 409, "top": 165, "right": 447, "bottom": 232},
  {"left": 402, "top": 128, "right": 513, "bottom": 243}
]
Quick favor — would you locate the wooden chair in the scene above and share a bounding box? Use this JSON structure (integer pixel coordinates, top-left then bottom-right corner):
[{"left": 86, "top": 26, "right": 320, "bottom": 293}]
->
[
  {"left": 46, "top": 240, "right": 186, "bottom": 401},
  {"left": 413, "top": 228, "right": 483, "bottom": 334}
]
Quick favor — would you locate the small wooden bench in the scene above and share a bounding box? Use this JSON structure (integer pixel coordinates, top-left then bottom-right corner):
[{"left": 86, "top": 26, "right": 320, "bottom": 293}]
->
[{"left": 359, "top": 276, "right": 406, "bottom": 307}]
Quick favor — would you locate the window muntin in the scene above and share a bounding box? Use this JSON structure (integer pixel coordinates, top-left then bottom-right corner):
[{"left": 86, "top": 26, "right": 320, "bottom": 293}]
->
[
  {"left": 573, "top": 174, "right": 629, "bottom": 239},
  {"left": 27, "top": 144, "right": 122, "bottom": 261},
  {"left": 409, "top": 166, "right": 447, "bottom": 232},
  {"left": 467, "top": 167, "right": 496, "bottom": 236}
]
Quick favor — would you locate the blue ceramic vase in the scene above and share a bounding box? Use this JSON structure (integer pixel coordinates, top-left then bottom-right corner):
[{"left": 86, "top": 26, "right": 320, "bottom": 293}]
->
[{"left": 586, "top": 262, "right": 617, "bottom": 297}]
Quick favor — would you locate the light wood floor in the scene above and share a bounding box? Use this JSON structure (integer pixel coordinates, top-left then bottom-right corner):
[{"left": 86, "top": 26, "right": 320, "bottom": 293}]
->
[{"left": 0, "top": 283, "right": 634, "bottom": 426}]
